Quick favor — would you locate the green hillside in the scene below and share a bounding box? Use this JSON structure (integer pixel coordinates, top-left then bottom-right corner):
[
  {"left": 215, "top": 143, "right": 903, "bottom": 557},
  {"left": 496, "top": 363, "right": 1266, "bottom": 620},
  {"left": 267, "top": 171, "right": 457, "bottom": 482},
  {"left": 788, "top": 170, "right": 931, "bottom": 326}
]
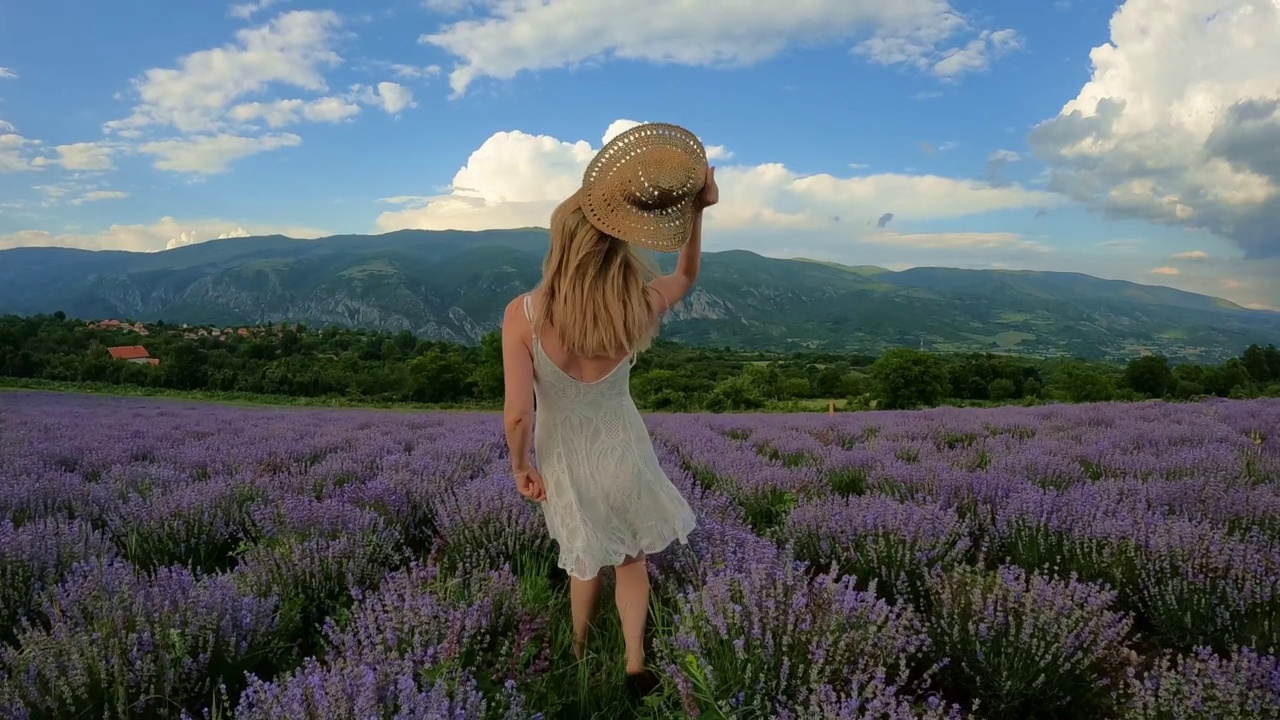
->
[{"left": 1, "top": 228, "right": 1277, "bottom": 362}]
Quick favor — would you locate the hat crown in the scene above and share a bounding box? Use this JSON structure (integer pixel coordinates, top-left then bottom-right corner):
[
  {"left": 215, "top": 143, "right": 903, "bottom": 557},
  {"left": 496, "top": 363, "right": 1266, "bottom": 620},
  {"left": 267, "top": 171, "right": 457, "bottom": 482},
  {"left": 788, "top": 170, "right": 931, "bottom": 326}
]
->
[
  {"left": 628, "top": 148, "right": 699, "bottom": 210},
  {"left": 578, "top": 122, "right": 707, "bottom": 252}
]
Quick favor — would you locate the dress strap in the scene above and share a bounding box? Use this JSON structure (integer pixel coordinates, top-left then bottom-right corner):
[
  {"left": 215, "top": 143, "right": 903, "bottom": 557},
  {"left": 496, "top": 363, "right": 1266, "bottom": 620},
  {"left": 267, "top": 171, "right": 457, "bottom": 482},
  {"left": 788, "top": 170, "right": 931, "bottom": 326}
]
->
[{"left": 523, "top": 293, "right": 536, "bottom": 337}]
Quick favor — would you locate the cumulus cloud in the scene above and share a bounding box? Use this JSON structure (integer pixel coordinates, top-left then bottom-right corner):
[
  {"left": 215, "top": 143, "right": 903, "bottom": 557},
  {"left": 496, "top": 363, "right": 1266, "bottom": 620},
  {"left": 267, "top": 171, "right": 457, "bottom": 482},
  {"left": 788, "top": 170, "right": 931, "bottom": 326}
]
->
[
  {"left": 0, "top": 68, "right": 15, "bottom": 79},
  {"left": 985, "top": 149, "right": 1021, "bottom": 186},
  {"left": 421, "top": 0, "right": 1021, "bottom": 95},
  {"left": 139, "top": 133, "right": 302, "bottom": 174},
  {"left": 166, "top": 226, "right": 250, "bottom": 249},
  {"left": 928, "top": 28, "right": 1022, "bottom": 78},
  {"left": 32, "top": 142, "right": 116, "bottom": 171},
  {"left": 355, "top": 82, "right": 416, "bottom": 115},
  {"left": 375, "top": 119, "right": 1060, "bottom": 261},
  {"left": 0, "top": 133, "right": 42, "bottom": 173},
  {"left": 105, "top": 10, "right": 343, "bottom": 136},
  {"left": 1150, "top": 266, "right": 1180, "bottom": 276},
  {"left": 1171, "top": 249, "right": 1210, "bottom": 261},
  {"left": 876, "top": 212, "right": 895, "bottom": 227},
  {"left": 229, "top": 0, "right": 286, "bottom": 20},
  {"left": 93, "top": 10, "right": 385, "bottom": 174},
  {"left": 1029, "top": 0, "right": 1280, "bottom": 259},
  {"left": 0, "top": 217, "right": 328, "bottom": 253}
]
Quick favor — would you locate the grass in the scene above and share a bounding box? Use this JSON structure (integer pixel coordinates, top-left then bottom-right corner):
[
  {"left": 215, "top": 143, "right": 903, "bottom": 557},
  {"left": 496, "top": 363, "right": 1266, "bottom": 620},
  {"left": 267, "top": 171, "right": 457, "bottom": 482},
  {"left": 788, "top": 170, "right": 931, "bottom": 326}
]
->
[
  {"left": 0, "top": 378, "right": 493, "bottom": 412},
  {"left": 510, "top": 553, "right": 682, "bottom": 719}
]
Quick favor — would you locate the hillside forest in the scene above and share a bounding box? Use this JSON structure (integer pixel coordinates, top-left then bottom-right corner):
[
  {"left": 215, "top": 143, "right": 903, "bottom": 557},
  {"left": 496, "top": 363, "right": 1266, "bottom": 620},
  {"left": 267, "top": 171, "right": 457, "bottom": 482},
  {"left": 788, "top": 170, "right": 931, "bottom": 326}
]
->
[{"left": 2, "top": 313, "right": 1279, "bottom": 412}]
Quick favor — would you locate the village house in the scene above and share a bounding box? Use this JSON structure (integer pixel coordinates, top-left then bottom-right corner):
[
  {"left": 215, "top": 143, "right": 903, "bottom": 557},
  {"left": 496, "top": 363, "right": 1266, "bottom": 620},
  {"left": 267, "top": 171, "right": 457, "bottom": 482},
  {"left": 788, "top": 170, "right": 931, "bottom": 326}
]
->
[{"left": 107, "top": 345, "right": 160, "bottom": 366}]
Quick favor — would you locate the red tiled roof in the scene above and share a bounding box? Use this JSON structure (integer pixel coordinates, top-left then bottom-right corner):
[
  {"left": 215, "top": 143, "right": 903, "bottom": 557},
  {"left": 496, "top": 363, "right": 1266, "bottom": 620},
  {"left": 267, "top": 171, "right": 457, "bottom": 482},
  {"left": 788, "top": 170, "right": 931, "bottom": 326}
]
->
[{"left": 107, "top": 345, "right": 150, "bottom": 360}]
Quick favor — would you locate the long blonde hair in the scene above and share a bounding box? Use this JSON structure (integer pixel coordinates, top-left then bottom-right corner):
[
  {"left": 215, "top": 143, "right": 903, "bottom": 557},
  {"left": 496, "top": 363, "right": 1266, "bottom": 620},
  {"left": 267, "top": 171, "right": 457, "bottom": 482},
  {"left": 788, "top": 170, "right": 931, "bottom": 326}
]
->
[{"left": 535, "top": 193, "right": 659, "bottom": 358}]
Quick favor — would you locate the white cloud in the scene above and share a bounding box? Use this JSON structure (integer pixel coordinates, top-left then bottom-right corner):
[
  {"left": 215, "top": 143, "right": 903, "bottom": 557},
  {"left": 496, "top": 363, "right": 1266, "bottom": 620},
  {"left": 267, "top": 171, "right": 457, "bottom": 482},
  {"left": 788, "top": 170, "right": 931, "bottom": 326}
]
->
[
  {"left": 1150, "top": 266, "right": 1180, "bottom": 276},
  {"left": 863, "top": 230, "right": 1049, "bottom": 252},
  {"left": 600, "top": 118, "right": 733, "bottom": 161},
  {"left": 0, "top": 216, "right": 328, "bottom": 252},
  {"left": 1030, "top": 0, "right": 1280, "bottom": 259},
  {"left": 1172, "top": 249, "right": 1210, "bottom": 261},
  {"left": 421, "top": 0, "right": 1022, "bottom": 95},
  {"left": 229, "top": 0, "right": 286, "bottom": 20},
  {"left": 139, "top": 133, "right": 302, "bottom": 174},
  {"left": 0, "top": 68, "right": 15, "bottom": 80},
  {"left": 32, "top": 142, "right": 116, "bottom": 171},
  {"left": 928, "top": 28, "right": 1022, "bottom": 78},
  {"left": 166, "top": 226, "right": 250, "bottom": 249},
  {"left": 375, "top": 119, "right": 1061, "bottom": 257},
  {"left": 104, "top": 10, "right": 342, "bottom": 136},
  {"left": 229, "top": 96, "right": 360, "bottom": 127},
  {"left": 356, "top": 82, "right": 416, "bottom": 115},
  {"left": 303, "top": 96, "right": 361, "bottom": 122},
  {"left": 0, "top": 133, "right": 40, "bottom": 173},
  {"left": 423, "top": 0, "right": 476, "bottom": 13},
  {"left": 388, "top": 63, "right": 442, "bottom": 80},
  {"left": 71, "top": 190, "right": 129, "bottom": 206}
]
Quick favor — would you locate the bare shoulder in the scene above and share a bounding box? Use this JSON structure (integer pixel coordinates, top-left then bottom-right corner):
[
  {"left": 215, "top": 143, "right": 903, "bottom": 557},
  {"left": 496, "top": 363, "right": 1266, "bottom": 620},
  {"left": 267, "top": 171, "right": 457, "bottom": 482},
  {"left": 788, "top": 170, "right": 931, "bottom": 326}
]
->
[{"left": 502, "top": 294, "right": 527, "bottom": 327}]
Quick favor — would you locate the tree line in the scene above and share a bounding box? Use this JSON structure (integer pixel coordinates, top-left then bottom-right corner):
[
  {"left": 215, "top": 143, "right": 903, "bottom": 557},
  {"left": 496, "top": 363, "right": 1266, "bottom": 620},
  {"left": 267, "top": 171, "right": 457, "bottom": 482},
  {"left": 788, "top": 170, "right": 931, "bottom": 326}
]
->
[{"left": 1, "top": 313, "right": 1278, "bottom": 412}]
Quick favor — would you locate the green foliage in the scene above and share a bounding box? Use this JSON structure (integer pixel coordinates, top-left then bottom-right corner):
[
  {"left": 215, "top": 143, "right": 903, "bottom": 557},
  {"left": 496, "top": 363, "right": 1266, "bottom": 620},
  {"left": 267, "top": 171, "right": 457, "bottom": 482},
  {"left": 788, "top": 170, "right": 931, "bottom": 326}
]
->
[
  {"left": 0, "top": 313, "right": 1273, "bottom": 414},
  {"left": 1054, "top": 361, "right": 1120, "bottom": 403},
  {"left": 5, "top": 231, "right": 1280, "bottom": 361},
  {"left": 870, "top": 348, "right": 950, "bottom": 409},
  {"left": 1125, "top": 354, "right": 1174, "bottom": 398}
]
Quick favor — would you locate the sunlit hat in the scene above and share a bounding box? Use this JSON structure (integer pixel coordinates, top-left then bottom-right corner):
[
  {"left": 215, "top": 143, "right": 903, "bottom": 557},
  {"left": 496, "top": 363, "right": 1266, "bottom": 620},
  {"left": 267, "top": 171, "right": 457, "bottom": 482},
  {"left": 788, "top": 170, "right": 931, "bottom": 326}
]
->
[{"left": 578, "top": 122, "right": 708, "bottom": 253}]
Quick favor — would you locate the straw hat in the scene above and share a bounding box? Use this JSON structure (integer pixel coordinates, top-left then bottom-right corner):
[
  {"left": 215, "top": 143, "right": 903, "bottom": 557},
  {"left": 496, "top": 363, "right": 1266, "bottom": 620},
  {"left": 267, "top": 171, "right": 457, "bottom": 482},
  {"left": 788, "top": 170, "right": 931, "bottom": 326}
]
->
[{"left": 578, "top": 122, "right": 708, "bottom": 253}]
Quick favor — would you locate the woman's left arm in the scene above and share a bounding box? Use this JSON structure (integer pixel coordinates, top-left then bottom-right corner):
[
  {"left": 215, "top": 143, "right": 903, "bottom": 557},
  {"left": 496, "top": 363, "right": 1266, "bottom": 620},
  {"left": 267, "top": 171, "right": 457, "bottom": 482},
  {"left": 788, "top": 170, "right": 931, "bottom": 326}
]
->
[{"left": 501, "top": 297, "right": 535, "bottom": 474}]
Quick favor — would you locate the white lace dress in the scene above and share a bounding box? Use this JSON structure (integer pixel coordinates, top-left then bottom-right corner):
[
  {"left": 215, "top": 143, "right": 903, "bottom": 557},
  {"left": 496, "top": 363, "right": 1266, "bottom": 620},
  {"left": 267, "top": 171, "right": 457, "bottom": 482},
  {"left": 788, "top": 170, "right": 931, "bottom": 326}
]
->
[{"left": 523, "top": 294, "right": 696, "bottom": 580}]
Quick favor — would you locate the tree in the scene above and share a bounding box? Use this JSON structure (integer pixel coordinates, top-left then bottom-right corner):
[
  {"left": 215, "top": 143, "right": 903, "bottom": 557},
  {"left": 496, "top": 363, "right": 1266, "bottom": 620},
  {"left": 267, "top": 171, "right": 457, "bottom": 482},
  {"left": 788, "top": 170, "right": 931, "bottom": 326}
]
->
[
  {"left": 869, "top": 348, "right": 950, "bottom": 410},
  {"left": 469, "top": 331, "right": 504, "bottom": 401},
  {"left": 407, "top": 347, "right": 471, "bottom": 403},
  {"left": 1124, "top": 354, "right": 1173, "bottom": 398},
  {"left": 1242, "top": 344, "right": 1278, "bottom": 384},
  {"left": 988, "top": 378, "right": 1017, "bottom": 402},
  {"left": 1054, "top": 361, "right": 1117, "bottom": 403},
  {"left": 709, "top": 374, "right": 766, "bottom": 411}
]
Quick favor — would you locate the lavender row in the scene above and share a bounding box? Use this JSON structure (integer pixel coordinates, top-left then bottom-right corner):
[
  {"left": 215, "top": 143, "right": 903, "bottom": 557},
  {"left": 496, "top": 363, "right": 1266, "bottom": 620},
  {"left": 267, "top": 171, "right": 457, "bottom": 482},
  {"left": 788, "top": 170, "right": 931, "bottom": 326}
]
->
[{"left": 1, "top": 391, "right": 1278, "bottom": 718}]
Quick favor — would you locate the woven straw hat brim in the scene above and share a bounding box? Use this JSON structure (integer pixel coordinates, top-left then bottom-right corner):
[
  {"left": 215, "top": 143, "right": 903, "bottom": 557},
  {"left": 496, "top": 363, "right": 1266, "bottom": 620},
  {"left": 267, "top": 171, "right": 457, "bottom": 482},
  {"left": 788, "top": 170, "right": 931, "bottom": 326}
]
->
[{"left": 580, "top": 123, "right": 708, "bottom": 253}]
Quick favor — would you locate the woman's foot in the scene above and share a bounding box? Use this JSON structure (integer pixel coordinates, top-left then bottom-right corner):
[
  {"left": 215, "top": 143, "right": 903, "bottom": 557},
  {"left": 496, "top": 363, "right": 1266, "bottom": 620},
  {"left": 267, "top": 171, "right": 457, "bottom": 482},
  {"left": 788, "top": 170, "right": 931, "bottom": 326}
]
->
[{"left": 624, "top": 668, "right": 660, "bottom": 701}]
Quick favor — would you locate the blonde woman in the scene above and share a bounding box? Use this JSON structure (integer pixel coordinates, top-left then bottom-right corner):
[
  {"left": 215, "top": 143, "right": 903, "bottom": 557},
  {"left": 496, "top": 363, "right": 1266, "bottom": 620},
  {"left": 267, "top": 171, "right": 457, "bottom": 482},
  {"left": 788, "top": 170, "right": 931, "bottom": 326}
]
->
[{"left": 501, "top": 123, "right": 717, "bottom": 698}]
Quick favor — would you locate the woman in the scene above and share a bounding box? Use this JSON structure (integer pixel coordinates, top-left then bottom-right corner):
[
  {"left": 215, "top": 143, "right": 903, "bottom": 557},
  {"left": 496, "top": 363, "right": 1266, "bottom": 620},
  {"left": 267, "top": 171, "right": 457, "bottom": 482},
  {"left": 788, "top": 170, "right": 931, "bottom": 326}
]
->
[{"left": 500, "top": 123, "right": 718, "bottom": 697}]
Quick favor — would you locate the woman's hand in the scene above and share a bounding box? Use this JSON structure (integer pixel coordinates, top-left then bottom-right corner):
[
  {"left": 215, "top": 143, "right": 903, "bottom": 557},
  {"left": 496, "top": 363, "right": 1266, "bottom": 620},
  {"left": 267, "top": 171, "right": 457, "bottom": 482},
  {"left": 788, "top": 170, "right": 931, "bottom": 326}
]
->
[
  {"left": 514, "top": 467, "right": 546, "bottom": 503},
  {"left": 696, "top": 166, "right": 718, "bottom": 209}
]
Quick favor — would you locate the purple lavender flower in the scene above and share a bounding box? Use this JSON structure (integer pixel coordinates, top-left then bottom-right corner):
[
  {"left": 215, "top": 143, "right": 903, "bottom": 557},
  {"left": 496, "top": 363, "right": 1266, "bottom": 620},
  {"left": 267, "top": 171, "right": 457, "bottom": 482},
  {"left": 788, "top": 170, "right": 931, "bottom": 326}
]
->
[
  {"left": 924, "top": 564, "right": 1135, "bottom": 717},
  {"left": 1, "top": 559, "right": 278, "bottom": 718},
  {"left": 1125, "top": 646, "right": 1280, "bottom": 719},
  {"left": 785, "top": 495, "right": 972, "bottom": 607},
  {"left": 657, "top": 553, "right": 931, "bottom": 718},
  {"left": 0, "top": 517, "right": 118, "bottom": 640},
  {"left": 237, "top": 562, "right": 544, "bottom": 719}
]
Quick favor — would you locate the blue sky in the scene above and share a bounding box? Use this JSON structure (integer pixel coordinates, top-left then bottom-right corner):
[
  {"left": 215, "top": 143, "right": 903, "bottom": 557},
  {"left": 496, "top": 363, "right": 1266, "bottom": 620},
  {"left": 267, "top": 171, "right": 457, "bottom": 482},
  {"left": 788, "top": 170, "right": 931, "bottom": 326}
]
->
[{"left": 2, "top": 0, "right": 1278, "bottom": 310}]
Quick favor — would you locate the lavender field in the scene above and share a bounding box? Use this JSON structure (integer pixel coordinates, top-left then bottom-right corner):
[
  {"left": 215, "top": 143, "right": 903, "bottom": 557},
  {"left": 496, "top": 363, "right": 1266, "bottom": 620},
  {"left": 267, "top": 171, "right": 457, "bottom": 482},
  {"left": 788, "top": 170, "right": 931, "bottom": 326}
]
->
[{"left": 1, "top": 390, "right": 1278, "bottom": 719}]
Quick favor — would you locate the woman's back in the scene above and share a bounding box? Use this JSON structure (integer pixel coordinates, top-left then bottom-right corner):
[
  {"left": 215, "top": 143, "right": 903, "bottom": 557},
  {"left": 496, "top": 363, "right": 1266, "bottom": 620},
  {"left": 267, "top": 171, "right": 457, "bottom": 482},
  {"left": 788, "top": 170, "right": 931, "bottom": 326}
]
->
[{"left": 527, "top": 290, "right": 637, "bottom": 386}]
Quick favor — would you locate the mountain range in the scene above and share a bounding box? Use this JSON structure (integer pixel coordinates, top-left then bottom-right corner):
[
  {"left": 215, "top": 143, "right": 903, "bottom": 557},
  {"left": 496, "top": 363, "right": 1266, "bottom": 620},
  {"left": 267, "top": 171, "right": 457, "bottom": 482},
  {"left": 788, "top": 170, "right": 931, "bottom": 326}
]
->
[{"left": 2, "top": 229, "right": 1277, "bottom": 362}]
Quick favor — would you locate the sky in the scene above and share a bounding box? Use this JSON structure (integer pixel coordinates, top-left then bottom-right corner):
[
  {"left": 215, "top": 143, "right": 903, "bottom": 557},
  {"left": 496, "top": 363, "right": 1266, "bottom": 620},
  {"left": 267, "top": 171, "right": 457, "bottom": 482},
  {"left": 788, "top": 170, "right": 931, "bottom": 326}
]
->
[{"left": 1, "top": 0, "right": 1278, "bottom": 311}]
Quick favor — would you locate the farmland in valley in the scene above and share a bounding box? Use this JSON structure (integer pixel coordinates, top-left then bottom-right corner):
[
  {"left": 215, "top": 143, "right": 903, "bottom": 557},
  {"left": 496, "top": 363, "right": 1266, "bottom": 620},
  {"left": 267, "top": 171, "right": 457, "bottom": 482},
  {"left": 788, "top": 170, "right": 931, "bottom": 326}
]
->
[{"left": 1, "top": 391, "right": 1277, "bottom": 719}]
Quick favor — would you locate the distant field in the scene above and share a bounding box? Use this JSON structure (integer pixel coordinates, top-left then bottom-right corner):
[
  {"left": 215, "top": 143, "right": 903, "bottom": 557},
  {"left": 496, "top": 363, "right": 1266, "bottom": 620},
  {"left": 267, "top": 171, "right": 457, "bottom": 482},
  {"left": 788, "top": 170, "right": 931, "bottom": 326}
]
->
[{"left": 1, "top": 392, "right": 1277, "bottom": 718}]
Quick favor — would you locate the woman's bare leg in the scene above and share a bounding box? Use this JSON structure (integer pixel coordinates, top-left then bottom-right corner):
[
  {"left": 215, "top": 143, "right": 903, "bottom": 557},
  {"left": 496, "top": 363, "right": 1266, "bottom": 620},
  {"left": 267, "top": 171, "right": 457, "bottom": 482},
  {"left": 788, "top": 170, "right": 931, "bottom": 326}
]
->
[
  {"left": 570, "top": 575, "right": 602, "bottom": 661},
  {"left": 614, "top": 552, "right": 650, "bottom": 674}
]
